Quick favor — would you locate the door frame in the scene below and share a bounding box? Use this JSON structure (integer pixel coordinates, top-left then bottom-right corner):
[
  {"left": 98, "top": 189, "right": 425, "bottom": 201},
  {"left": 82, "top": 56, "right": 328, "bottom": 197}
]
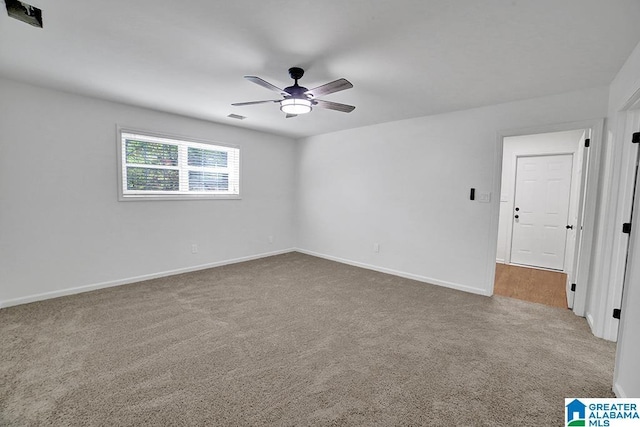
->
[
  {"left": 612, "top": 109, "right": 640, "bottom": 397},
  {"left": 598, "top": 104, "right": 640, "bottom": 340},
  {"left": 487, "top": 119, "right": 604, "bottom": 318},
  {"left": 612, "top": 160, "right": 640, "bottom": 396}
]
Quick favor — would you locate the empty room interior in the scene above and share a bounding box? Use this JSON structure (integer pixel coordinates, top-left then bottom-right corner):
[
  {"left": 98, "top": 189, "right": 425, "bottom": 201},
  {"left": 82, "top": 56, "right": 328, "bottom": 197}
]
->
[{"left": 2, "top": 1, "right": 640, "bottom": 425}]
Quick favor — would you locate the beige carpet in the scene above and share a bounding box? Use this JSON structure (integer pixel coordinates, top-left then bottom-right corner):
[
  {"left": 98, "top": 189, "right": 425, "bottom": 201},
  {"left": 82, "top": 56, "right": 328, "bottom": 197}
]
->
[{"left": 0, "top": 252, "right": 615, "bottom": 426}]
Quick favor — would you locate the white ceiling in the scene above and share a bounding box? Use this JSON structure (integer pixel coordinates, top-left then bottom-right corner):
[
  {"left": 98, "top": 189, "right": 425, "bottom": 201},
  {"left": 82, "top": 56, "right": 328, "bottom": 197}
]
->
[{"left": 2, "top": 1, "right": 640, "bottom": 138}]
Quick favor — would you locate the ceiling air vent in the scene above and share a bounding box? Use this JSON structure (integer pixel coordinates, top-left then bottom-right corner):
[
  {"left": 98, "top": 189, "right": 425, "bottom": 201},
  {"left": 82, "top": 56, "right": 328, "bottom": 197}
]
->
[
  {"left": 5, "top": 0, "right": 42, "bottom": 28},
  {"left": 227, "top": 114, "right": 246, "bottom": 120}
]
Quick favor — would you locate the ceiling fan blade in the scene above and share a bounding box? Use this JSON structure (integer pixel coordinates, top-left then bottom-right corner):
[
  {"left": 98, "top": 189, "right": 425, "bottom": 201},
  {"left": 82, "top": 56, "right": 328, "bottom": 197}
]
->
[
  {"left": 231, "top": 100, "right": 280, "bottom": 106},
  {"left": 313, "top": 99, "right": 355, "bottom": 113},
  {"left": 304, "top": 78, "right": 353, "bottom": 98},
  {"left": 244, "top": 76, "right": 287, "bottom": 94},
  {"left": 285, "top": 114, "right": 297, "bottom": 118}
]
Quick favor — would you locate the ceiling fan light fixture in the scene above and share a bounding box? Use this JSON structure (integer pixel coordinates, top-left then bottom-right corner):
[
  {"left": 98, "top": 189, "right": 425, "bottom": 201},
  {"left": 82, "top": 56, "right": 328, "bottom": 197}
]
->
[{"left": 280, "top": 98, "right": 312, "bottom": 115}]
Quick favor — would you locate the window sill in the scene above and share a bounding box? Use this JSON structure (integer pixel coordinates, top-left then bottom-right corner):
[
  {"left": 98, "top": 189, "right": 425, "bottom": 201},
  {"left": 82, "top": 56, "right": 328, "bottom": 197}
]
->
[{"left": 118, "top": 194, "right": 242, "bottom": 201}]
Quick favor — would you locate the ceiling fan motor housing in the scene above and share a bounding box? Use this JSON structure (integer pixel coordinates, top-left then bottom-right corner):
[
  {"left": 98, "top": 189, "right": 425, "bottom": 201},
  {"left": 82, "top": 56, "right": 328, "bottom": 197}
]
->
[
  {"left": 285, "top": 67, "right": 309, "bottom": 98},
  {"left": 284, "top": 85, "right": 309, "bottom": 98},
  {"left": 288, "top": 67, "right": 305, "bottom": 80}
]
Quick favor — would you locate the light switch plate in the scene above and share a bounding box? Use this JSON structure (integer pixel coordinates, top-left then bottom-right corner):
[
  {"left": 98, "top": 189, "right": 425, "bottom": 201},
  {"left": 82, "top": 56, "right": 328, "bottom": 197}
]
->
[{"left": 478, "top": 192, "right": 491, "bottom": 203}]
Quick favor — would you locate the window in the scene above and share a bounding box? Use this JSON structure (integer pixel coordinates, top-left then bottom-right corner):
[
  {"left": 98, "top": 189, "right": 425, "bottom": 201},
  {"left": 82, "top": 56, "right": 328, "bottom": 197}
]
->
[{"left": 118, "top": 129, "right": 240, "bottom": 200}]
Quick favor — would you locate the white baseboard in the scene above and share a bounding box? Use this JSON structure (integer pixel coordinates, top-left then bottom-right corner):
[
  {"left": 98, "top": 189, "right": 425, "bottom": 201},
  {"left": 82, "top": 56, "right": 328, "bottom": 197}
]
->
[
  {"left": 0, "top": 248, "right": 296, "bottom": 309},
  {"left": 2, "top": 248, "right": 491, "bottom": 308},
  {"left": 586, "top": 313, "right": 595, "bottom": 330},
  {"left": 296, "top": 248, "right": 491, "bottom": 296},
  {"left": 613, "top": 382, "right": 627, "bottom": 398},
  {"left": 496, "top": 258, "right": 506, "bottom": 264}
]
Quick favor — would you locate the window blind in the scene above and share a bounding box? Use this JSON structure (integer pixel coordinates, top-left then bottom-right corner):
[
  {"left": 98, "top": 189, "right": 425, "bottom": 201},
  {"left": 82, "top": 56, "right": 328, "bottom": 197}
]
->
[{"left": 119, "top": 131, "right": 240, "bottom": 199}]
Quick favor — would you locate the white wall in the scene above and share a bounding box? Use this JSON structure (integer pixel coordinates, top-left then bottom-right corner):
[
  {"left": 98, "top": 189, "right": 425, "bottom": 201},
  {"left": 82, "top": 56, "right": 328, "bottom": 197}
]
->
[
  {"left": 295, "top": 87, "right": 608, "bottom": 296},
  {"left": 496, "top": 130, "right": 584, "bottom": 264},
  {"left": 0, "top": 78, "right": 297, "bottom": 306},
  {"left": 605, "top": 39, "right": 640, "bottom": 396}
]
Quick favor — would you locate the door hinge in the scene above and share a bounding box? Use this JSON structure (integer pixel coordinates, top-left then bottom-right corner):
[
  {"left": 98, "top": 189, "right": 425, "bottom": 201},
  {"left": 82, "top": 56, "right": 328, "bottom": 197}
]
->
[
  {"left": 623, "top": 222, "right": 632, "bottom": 234},
  {"left": 570, "top": 283, "right": 576, "bottom": 292},
  {"left": 613, "top": 308, "right": 621, "bottom": 319},
  {"left": 632, "top": 132, "right": 640, "bottom": 144},
  {"left": 584, "top": 138, "right": 590, "bottom": 148}
]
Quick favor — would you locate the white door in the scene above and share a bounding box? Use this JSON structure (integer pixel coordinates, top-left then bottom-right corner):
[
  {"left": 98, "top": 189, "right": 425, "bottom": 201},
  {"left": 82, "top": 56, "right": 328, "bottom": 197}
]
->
[
  {"left": 613, "top": 126, "right": 640, "bottom": 397},
  {"left": 510, "top": 154, "right": 573, "bottom": 270},
  {"left": 566, "top": 137, "right": 590, "bottom": 308}
]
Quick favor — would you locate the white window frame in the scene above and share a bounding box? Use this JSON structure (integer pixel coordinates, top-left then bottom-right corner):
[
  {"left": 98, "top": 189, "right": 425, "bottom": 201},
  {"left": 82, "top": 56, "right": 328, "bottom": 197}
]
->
[{"left": 117, "top": 127, "right": 241, "bottom": 201}]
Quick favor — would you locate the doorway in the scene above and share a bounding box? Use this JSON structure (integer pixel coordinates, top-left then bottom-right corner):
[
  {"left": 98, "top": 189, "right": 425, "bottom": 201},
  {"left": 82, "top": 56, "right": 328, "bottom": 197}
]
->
[{"left": 495, "top": 129, "right": 589, "bottom": 309}]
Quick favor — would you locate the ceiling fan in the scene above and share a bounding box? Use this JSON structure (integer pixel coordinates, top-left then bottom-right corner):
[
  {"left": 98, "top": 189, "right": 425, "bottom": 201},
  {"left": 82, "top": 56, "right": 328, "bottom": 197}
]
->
[{"left": 232, "top": 67, "right": 355, "bottom": 118}]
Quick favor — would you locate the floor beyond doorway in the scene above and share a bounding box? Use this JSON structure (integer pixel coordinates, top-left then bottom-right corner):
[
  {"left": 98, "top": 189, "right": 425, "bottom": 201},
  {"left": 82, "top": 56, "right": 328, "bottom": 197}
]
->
[{"left": 494, "top": 263, "right": 568, "bottom": 309}]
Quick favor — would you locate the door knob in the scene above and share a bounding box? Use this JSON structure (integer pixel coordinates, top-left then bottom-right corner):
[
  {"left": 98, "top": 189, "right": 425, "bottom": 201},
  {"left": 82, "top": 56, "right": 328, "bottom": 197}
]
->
[{"left": 566, "top": 225, "right": 574, "bottom": 230}]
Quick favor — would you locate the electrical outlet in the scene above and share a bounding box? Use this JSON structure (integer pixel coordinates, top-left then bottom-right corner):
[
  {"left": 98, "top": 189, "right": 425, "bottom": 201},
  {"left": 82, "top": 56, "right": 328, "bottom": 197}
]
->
[
  {"left": 268, "top": 235, "right": 274, "bottom": 244},
  {"left": 191, "top": 244, "right": 198, "bottom": 254},
  {"left": 373, "top": 243, "right": 380, "bottom": 253}
]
